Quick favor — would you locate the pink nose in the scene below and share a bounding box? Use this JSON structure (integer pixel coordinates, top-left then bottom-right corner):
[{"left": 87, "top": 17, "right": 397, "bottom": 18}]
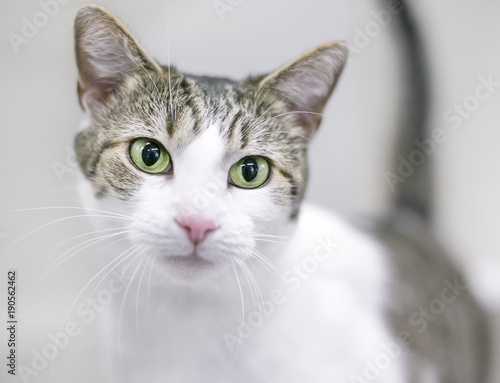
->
[{"left": 176, "top": 216, "right": 217, "bottom": 244}]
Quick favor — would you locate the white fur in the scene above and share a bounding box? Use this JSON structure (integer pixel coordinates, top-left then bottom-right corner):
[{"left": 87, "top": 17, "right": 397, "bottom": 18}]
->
[{"left": 79, "top": 125, "right": 408, "bottom": 382}]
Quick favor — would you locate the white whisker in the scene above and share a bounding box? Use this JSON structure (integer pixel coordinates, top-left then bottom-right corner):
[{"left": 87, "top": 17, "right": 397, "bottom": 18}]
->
[
  {"left": 223, "top": 261, "right": 245, "bottom": 381},
  {"left": 40, "top": 231, "right": 133, "bottom": 281},
  {"left": 147, "top": 253, "right": 159, "bottom": 305},
  {"left": 51, "top": 226, "right": 130, "bottom": 252},
  {"left": 49, "top": 243, "right": 141, "bottom": 374},
  {"left": 135, "top": 251, "right": 152, "bottom": 349},
  {"left": 6, "top": 214, "right": 133, "bottom": 249},
  {"left": 118, "top": 252, "right": 147, "bottom": 370},
  {"left": 4, "top": 206, "right": 133, "bottom": 219},
  {"left": 245, "top": 248, "right": 281, "bottom": 277}
]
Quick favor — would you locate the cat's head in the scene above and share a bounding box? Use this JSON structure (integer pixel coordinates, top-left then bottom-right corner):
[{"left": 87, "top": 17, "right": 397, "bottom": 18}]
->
[{"left": 73, "top": 5, "right": 347, "bottom": 284}]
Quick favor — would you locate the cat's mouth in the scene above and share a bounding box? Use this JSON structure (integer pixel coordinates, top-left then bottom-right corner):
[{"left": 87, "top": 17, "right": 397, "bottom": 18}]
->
[
  {"left": 159, "top": 252, "right": 223, "bottom": 283},
  {"left": 163, "top": 253, "right": 214, "bottom": 269}
]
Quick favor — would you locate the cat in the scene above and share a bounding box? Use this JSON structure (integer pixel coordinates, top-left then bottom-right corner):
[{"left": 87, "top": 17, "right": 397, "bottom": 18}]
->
[{"left": 73, "top": 2, "right": 490, "bottom": 382}]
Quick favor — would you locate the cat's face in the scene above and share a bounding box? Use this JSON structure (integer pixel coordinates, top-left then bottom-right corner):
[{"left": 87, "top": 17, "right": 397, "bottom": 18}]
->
[{"left": 73, "top": 5, "right": 347, "bottom": 284}]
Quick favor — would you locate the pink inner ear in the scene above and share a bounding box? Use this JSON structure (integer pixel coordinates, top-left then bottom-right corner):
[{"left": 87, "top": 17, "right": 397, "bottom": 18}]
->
[
  {"left": 76, "top": 46, "right": 124, "bottom": 113},
  {"left": 74, "top": 5, "right": 162, "bottom": 115},
  {"left": 176, "top": 216, "right": 218, "bottom": 244},
  {"left": 78, "top": 80, "right": 111, "bottom": 113}
]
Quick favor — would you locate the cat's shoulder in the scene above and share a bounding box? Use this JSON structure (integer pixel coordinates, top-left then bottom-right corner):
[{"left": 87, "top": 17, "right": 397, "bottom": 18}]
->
[
  {"left": 296, "top": 203, "right": 384, "bottom": 252},
  {"left": 288, "top": 203, "right": 390, "bottom": 285}
]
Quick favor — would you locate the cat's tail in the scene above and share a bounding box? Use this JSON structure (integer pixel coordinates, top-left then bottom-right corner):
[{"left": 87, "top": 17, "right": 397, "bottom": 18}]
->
[
  {"left": 389, "top": 1, "right": 500, "bottom": 314},
  {"left": 386, "top": 0, "right": 432, "bottom": 221},
  {"left": 387, "top": 6, "right": 494, "bottom": 381}
]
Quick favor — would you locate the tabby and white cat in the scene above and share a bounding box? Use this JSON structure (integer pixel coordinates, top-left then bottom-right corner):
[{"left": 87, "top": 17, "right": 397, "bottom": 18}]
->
[{"left": 73, "top": 3, "right": 489, "bottom": 383}]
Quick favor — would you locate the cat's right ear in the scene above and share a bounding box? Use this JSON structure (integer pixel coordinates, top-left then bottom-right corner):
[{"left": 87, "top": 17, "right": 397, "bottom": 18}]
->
[{"left": 74, "top": 5, "right": 161, "bottom": 116}]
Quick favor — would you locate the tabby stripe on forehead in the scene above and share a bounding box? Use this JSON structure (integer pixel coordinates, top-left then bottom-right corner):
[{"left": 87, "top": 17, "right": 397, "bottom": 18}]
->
[
  {"left": 175, "top": 77, "right": 202, "bottom": 135},
  {"left": 166, "top": 117, "right": 175, "bottom": 137},
  {"left": 239, "top": 121, "right": 250, "bottom": 149},
  {"left": 184, "top": 97, "right": 202, "bottom": 135},
  {"left": 233, "top": 88, "right": 246, "bottom": 105},
  {"left": 227, "top": 110, "right": 242, "bottom": 140},
  {"left": 216, "top": 103, "right": 232, "bottom": 125}
]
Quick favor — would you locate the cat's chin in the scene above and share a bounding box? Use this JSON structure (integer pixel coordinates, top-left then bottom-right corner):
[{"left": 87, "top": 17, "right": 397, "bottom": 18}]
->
[
  {"left": 159, "top": 253, "right": 224, "bottom": 284},
  {"left": 164, "top": 253, "right": 213, "bottom": 268}
]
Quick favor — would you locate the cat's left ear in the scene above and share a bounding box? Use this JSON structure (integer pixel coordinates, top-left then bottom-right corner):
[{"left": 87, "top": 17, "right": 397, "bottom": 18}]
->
[
  {"left": 74, "top": 5, "right": 162, "bottom": 116},
  {"left": 258, "top": 42, "right": 348, "bottom": 136}
]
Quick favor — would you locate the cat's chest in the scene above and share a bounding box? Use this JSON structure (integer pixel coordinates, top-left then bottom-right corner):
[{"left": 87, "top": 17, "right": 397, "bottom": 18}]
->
[
  {"left": 109, "top": 279, "right": 398, "bottom": 383},
  {"left": 105, "top": 212, "right": 400, "bottom": 382}
]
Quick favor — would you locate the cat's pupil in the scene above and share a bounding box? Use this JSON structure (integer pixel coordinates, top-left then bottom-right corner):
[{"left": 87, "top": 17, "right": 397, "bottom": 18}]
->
[
  {"left": 242, "top": 158, "right": 259, "bottom": 182},
  {"left": 142, "top": 142, "right": 160, "bottom": 166}
]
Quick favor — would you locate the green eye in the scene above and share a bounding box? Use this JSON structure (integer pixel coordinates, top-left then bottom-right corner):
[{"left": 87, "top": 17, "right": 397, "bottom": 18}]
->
[
  {"left": 129, "top": 138, "right": 171, "bottom": 174},
  {"left": 229, "top": 156, "right": 270, "bottom": 189}
]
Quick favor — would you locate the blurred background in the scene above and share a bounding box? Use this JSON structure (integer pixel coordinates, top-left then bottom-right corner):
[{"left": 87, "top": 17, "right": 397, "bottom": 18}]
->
[{"left": 0, "top": 1, "right": 498, "bottom": 382}]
